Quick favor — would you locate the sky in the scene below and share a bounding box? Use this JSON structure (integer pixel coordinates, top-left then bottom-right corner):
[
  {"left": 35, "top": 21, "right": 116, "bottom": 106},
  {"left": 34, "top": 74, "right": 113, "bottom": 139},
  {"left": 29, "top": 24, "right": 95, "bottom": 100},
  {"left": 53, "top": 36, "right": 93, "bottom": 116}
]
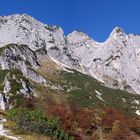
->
[{"left": 0, "top": 0, "right": 140, "bottom": 42}]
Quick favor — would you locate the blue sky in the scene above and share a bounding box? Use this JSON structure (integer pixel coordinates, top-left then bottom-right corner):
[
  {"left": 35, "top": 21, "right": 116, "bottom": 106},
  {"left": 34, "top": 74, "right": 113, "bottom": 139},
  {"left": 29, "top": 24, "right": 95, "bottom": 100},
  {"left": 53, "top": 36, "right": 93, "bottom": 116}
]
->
[{"left": 0, "top": 0, "right": 140, "bottom": 41}]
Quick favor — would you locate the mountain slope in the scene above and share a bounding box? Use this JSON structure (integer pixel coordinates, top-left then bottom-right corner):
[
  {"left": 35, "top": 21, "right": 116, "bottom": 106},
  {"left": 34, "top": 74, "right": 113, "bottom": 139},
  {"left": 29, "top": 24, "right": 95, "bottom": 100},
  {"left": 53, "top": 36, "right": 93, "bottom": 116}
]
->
[
  {"left": 0, "top": 14, "right": 140, "bottom": 139},
  {"left": 36, "top": 58, "right": 140, "bottom": 116},
  {"left": 0, "top": 13, "right": 139, "bottom": 114}
]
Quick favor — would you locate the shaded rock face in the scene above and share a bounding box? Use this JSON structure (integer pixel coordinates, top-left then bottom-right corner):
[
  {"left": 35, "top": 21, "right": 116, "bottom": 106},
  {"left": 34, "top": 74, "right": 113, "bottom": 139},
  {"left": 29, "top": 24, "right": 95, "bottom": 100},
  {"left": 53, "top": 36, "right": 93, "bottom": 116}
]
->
[
  {"left": 0, "top": 14, "right": 140, "bottom": 94},
  {"left": 0, "top": 43, "right": 47, "bottom": 110},
  {"left": 0, "top": 44, "right": 46, "bottom": 84}
]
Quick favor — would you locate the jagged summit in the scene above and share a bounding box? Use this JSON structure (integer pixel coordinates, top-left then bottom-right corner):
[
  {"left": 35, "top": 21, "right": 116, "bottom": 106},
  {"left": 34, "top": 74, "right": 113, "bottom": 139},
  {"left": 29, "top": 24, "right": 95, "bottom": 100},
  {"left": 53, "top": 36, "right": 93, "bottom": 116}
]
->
[
  {"left": 0, "top": 13, "right": 64, "bottom": 51},
  {"left": 0, "top": 14, "right": 132, "bottom": 49},
  {"left": 109, "top": 27, "right": 126, "bottom": 38},
  {"left": 67, "top": 31, "right": 95, "bottom": 44},
  {"left": 0, "top": 13, "right": 44, "bottom": 25},
  {"left": 111, "top": 27, "right": 124, "bottom": 34},
  {"left": 98, "top": 27, "right": 126, "bottom": 45}
]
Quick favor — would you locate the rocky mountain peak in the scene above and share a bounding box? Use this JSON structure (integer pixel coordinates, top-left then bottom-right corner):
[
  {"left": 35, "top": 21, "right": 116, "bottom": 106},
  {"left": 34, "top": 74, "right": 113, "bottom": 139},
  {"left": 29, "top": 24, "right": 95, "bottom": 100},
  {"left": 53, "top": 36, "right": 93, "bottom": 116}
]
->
[
  {"left": 110, "top": 27, "right": 125, "bottom": 37},
  {"left": 67, "top": 31, "right": 94, "bottom": 43},
  {"left": 102, "top": 27, "right": 127, "bottom": 45},
  {"left": 112, "top": 27, "right": 124, "bottom": 33},
  {"left": 0, "top": 14, "right": 64, "bottom": 51}
]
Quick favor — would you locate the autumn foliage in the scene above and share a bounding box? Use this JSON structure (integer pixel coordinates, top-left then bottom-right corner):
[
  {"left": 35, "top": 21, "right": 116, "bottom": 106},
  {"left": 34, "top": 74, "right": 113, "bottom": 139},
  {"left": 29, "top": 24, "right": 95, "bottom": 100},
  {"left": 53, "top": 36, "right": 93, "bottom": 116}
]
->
[{"left": 22, "top": 97, "right": 140, "bottom": 140}]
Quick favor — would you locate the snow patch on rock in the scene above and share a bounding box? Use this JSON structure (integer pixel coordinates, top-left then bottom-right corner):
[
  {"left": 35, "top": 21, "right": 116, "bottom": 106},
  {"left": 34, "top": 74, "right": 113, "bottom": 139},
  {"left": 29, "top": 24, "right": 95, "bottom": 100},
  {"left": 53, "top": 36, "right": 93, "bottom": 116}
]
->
[
  {"left": 95, "top": 90, "right": 104, "bottom": 101},
  {"left": 136, "top": 110, "right": 140, "bottom": 115},
  {"left": 132, "top": 100, "right": 140, "bottom": 105}
]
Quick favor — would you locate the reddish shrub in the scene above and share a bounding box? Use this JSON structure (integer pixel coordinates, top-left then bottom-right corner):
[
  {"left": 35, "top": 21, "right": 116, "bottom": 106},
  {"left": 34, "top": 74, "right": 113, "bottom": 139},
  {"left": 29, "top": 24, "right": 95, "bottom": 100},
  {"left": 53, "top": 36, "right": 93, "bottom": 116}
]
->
[
  {"left": 76, "top": 109, "right": 95, "bottom": 129},
  {"left": 102, "top": 108, "right": 128, "bottom": 128}
]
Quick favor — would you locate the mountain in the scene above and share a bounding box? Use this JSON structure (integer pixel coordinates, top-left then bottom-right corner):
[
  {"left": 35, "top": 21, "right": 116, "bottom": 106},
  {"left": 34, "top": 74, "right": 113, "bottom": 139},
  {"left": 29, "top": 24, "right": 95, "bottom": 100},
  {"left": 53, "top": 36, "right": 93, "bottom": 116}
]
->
[
  {"left": 1, "top": 14, "right": 140, "bottom": 95},
  {"left": 0, "top": 14, "right": 140, "bottom": 139}
]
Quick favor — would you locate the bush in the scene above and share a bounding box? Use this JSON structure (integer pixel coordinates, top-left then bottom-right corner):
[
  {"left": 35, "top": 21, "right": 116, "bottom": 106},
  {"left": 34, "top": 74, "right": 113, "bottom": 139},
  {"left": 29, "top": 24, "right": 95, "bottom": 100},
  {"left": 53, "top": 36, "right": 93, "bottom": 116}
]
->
[{"left": 7, "top": 109, "right": 74, "bottom": 140}]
